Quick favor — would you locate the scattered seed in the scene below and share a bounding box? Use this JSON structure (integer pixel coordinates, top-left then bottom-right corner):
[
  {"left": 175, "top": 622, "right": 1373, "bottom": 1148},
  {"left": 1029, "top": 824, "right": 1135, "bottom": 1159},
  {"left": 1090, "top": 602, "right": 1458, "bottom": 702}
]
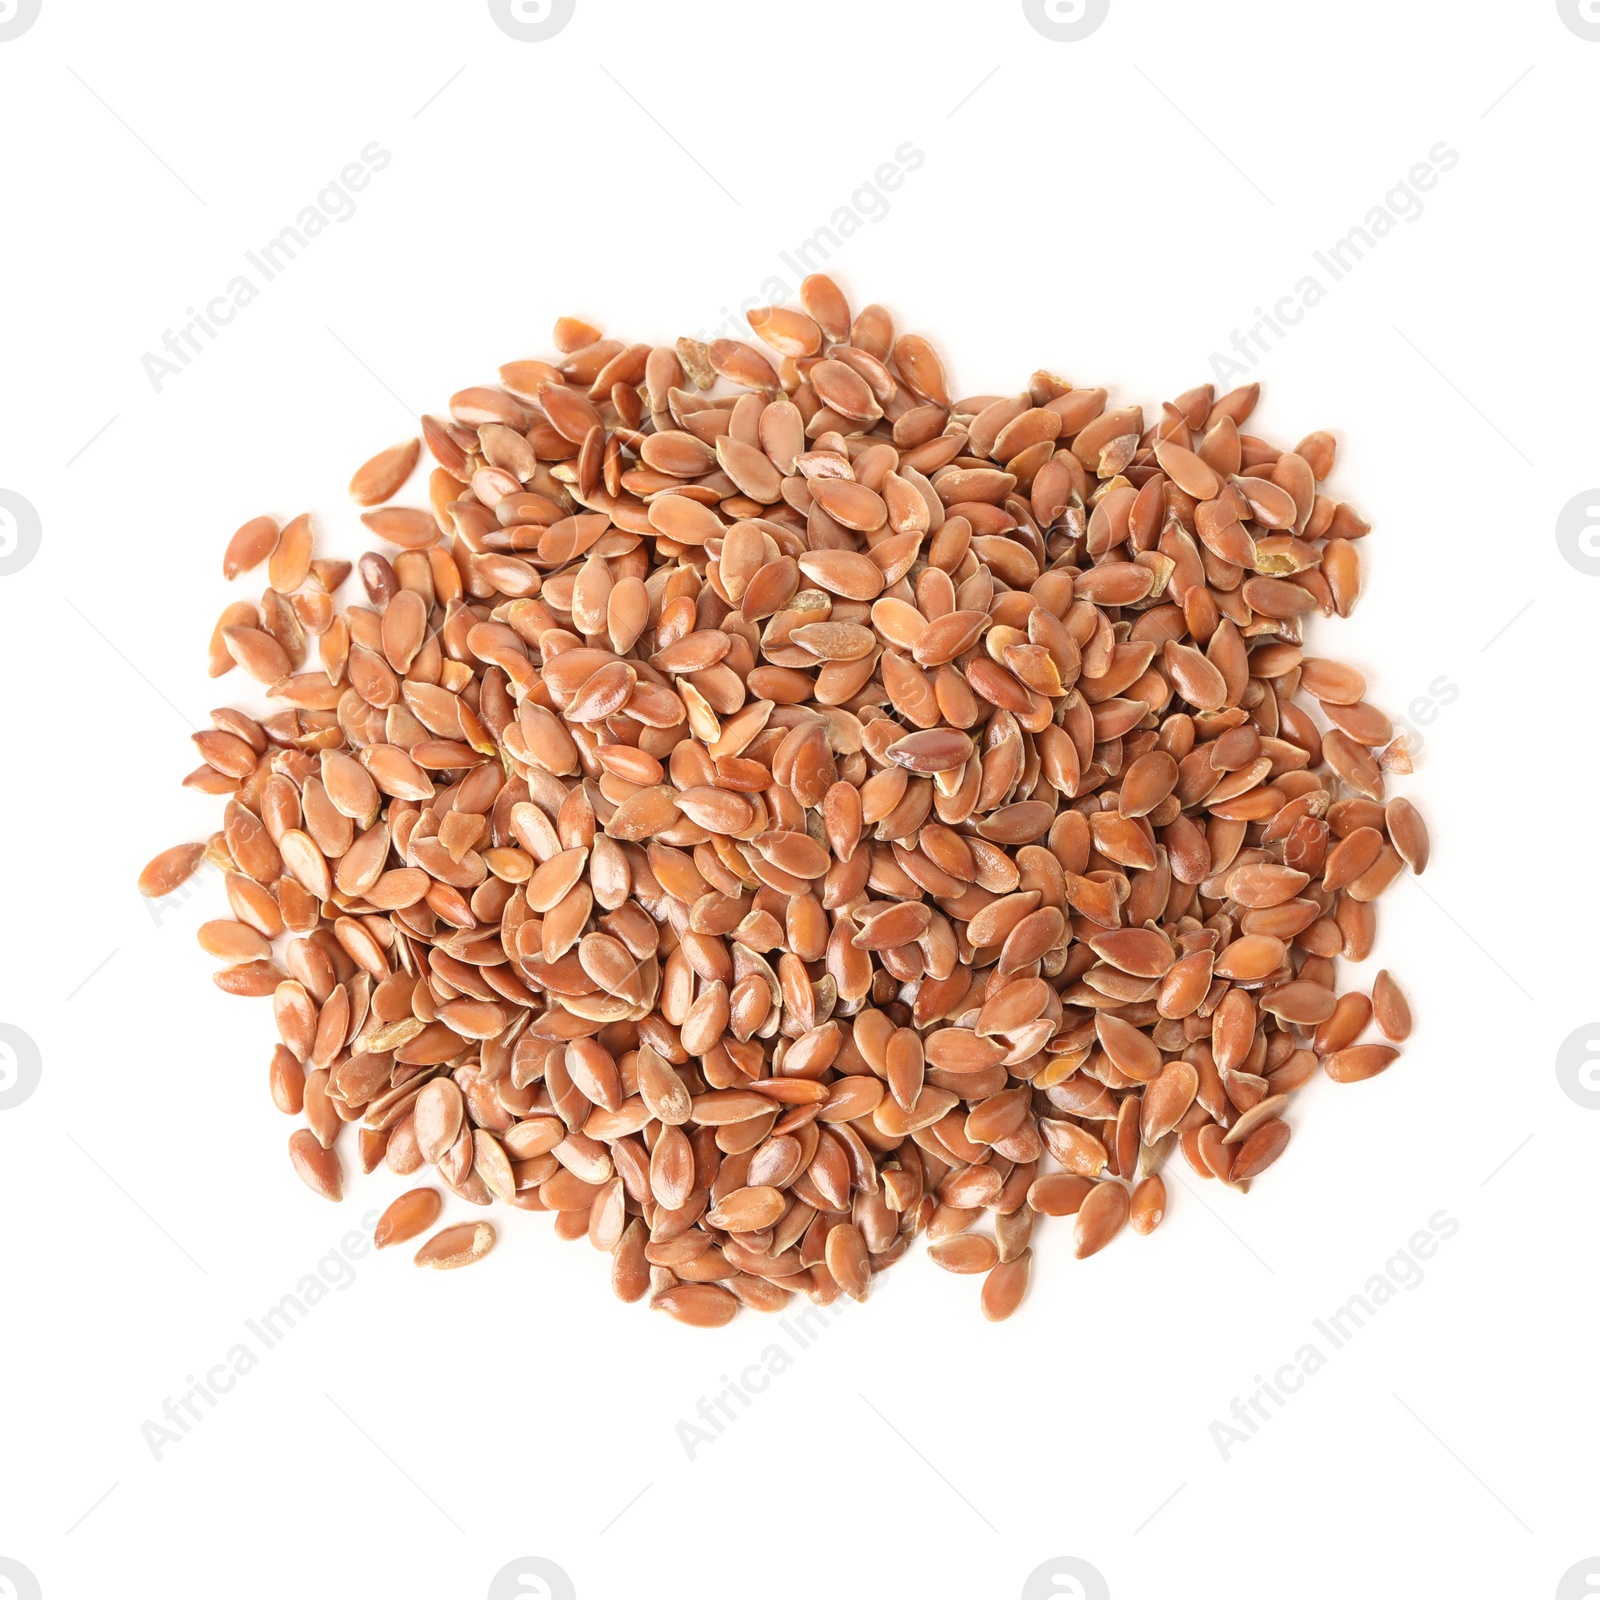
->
[
  {"left": 1370, "top": 970, "right": 1412, "bottom": 1041},
  {"left": 374, "top": 1187, "right": 442, "bottom": 1248},
  {"left": 138, "top": 842, "right": 205, "bottom": 898}
]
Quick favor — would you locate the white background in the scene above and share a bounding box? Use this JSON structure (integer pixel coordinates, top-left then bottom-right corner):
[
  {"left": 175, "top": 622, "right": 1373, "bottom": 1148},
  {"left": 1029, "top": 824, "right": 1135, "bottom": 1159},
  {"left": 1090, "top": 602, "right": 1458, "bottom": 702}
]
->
[{"left": 1, "top": 2, "right": 1595, "bottom": 1597}]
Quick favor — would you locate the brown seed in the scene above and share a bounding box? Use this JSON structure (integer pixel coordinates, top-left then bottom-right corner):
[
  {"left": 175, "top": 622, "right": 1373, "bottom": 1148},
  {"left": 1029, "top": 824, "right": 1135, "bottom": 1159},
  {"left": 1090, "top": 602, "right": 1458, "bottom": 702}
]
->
[
  {"left": 374, "top": 1188, "right": 442, "bottom": 1248},
  {"left": 707, "top": 1185, "right": 786, "bottom": 1232},
  {"left": 928, "top": 1233, "right": 999, "bottom": 1274},
  {"left": 288, "top": 1128, "right": 341, "bottom": 1201},
  {"left": 267, "top": 513, "right": 314, "bottom": 593},
  {"left": 980, "top": 1250, "right": 1031, "bottom": 1321},
  {"left": 223, "top": 515, "right": 279, "bottom": 580},
  {"left": 1230, "top": 1118, "right": 1291, "bottom": 1180},
  {"left": 825, "top": 1223, "right": 871, "bottom": 1301},
  {"left": 1384, "top": 797, "right": 1429, "bottom": 874},
  {"left": 1324, "top": 1044, "right": 1401, "bottom": 1084},
  {"left": 653, "top": 1283, "right": 739, "bottom": 1327},
  {"left": 1371, "top": 970, "right": 1412, "bottom": 1041},
  {"left": 414, "top": 1222, "right": 496, "bottom": 1269},
  {"left": 1028, "top": 1173, "right": 1094, "bottom": 1216},
  {"left": 1074, "top": 1183, "right": 1131, "bottom": 1259},
  {"left": 1095, "top": 1013, "right": 1163, "bottom": 1083},
  {"left": 1130, "top": 1176, "right": 1166, "bottom": 1235},
  {"left": 223, "top": 626, "right": 291, "bottom": 685},
  {"left": 349, "top": 439, "right": 420, "bottom": 505},
  {"left": 139, "top": 842, "right": 205, "bottom": 898},
  {"left": 1141, "top": 1061, "right": 1199, "bottom": 1142},
  {"left": 414, "top": 1079, "right": 465, "bottom": 1164}
]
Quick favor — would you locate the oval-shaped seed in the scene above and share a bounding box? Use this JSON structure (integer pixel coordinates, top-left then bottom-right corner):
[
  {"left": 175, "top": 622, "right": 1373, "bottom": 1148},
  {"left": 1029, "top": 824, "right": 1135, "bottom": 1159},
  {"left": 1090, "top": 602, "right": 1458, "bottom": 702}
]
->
[
  {"left": 1130, "top": 1176, "right": 1166, "bottom": 1235},
  {"left": 1261, "top": 981, "right": 1338, "bottom": 1025},
  {"left": 223, "top": 515, "right": 279, "bottom": 580},
  {"left": 707, "top": 1186, "right": 786, "bottom": 1232},
  {"left": 374, "top": 1187, "right": 442, "bottom": 1248},
  {"left": 1095, "top": 1013, "right": 1163, "bottom": 1083},
  {"left": 414, "top": 1222, "right": 496, "bottom": 1269},
  {"left": 825, "top": 1223, "right": 871, "bottom": 1301},
  {"left": 414, "top": 1079, "right": 465, "bottom": 1164},
  {"left": 349, "top": 439, "right": 420, "bottom": 506},
  {"left": 929, "top": 1233, "right": 1000, "bottom": 1274},
  {"left": 1089, "top": 927, "right": 1175, "bottom": 978},
  {"left": 1027, "top": 1173, "right": 1094, "bottom": 1216},
  {"left": 980, "top": 1250, "right": 1031, "bottom": 1321},
  {"left": 288, "top": 1128, "right": 341, "bottom": 1201},
  {"left": 1384, "top": 796, "right": 1429, "bottom": 874},
  {"left": 1372, "top": 970, "right": 1412, "bottom": 1041},
  {"left": 1213, "top": 935, "right": 1287, "bottom": 981},
  {"left": 1230, "top": 1118, "right": 1290, "bottom": 1180},
  {"left": 1141, "top": 1061, "right": 1199, "bottom": 1142},
  {"left": 139, "top": 842, "right": 205, "bottom": 898},
  {"left": 1323, "top": 1044, "right": 1401, "bottom": 1084},
  {"left": 268, "top": 513, "right": 313, "bottom": 593},
  {"left": 1074, "top": 1182, "right": 1131, "bottom": 1259},
  {"left": 653, "top": 1283, "right": 739, "bottom": 1327}
]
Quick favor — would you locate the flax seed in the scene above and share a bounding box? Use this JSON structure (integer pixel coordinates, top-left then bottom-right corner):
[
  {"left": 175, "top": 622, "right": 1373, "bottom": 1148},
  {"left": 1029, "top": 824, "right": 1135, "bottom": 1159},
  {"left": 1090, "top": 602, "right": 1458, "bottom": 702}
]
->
[{"left": 157, "top": 278, "right": 1422, "bottom": 1327}]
